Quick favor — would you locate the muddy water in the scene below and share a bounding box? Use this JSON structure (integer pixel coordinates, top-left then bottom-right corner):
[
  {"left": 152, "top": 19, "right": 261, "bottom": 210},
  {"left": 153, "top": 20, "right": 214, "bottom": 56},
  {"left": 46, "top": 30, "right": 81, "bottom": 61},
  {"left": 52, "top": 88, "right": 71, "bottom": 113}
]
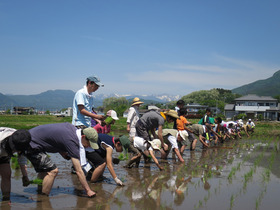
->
[{"left": 1, "top": 139, "right": 280, "bottom": 210}]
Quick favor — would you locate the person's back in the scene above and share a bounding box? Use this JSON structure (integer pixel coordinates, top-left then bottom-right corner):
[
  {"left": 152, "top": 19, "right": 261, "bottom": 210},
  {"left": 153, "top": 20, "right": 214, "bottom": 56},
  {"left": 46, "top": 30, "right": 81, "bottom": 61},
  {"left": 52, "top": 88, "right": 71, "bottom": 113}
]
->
[
  {"left": 139, "top": 110, "right": 165, "bottom": 129},
  {"left": 29, "top": 122, "right": 80, "bottom": 158},
  {"left": 177, "top": 115, "right": 188, "bottom": 131}
]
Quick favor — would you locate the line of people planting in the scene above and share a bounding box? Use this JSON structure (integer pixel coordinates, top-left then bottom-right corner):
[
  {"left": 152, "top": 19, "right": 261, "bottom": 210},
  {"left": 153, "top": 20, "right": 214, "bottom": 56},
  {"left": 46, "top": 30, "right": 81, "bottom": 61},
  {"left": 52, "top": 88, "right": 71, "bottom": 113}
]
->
[{"left": 0, "top": 75, "right": 256, "bottom": 201}]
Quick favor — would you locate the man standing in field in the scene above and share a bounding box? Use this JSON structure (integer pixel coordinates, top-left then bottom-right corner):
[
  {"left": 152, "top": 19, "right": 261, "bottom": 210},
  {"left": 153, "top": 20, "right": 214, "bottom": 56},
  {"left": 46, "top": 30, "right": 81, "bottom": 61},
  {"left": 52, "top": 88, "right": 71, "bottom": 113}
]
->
[{"left": 72, "top": 76, "right": 105, "bottom": 129}]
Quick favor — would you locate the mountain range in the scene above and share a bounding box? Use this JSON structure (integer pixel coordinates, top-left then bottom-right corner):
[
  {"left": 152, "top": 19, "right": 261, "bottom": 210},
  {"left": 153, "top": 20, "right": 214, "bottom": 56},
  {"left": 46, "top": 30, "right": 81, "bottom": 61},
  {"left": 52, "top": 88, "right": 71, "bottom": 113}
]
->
[
  {"left": 0, "top": 91, "right": 181, "bottom": 111},
  {"left": 1, "top": 70, "right": 279, "bottom": 111}
]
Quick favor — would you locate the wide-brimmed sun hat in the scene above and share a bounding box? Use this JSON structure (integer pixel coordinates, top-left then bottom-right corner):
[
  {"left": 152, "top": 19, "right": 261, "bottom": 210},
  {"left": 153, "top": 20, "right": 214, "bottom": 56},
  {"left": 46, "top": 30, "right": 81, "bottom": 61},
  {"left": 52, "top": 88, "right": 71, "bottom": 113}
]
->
[
  {"left": 131, "top": 97, "right": 144, "bottom": 106},
  {"left": 164, "top": 110, "right": 179, "bottom": 119},
  {"left": 148, "top": 139, "right": 163, "bottom": 150}
]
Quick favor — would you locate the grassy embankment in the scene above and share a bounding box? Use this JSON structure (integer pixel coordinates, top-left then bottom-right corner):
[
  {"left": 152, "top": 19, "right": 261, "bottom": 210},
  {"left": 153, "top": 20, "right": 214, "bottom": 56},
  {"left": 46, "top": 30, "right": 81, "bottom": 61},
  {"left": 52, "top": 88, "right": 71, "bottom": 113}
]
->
[{"left": 0, "top": 115, "right": 280, "bottom": 138}]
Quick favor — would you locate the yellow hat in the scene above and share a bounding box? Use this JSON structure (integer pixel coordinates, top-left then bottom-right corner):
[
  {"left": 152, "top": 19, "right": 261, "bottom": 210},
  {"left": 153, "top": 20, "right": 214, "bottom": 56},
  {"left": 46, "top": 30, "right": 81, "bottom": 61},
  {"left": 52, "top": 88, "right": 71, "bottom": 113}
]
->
[{"left": 131, "top": 97, "right": 144, "bottom": 106}]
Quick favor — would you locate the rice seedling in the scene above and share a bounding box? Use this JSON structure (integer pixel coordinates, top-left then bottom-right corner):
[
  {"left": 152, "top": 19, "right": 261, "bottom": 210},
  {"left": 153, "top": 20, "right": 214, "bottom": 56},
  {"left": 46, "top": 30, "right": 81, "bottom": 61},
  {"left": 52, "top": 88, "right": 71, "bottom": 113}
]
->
[
  {"left": 230, "top": 194, "right": 235, "bottom": 210},
  {"left": 227, "top": 166, "right": 237, "bottom": 181},
  {"left": 29, "top": 178, "right": 43, "bottom": 185},
  {"left": 11, "top": 155, "right": 20, "bottom": 169},
  {"left": 118, "top": 152, "right": 129, "bottom": 161}
]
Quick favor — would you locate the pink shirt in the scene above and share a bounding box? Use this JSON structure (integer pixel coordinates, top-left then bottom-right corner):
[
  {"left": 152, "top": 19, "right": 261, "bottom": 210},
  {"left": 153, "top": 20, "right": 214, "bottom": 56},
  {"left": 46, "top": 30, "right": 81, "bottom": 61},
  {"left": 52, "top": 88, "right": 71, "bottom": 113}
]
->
[{"left": 93, "top": 124, "right": 111, "bottom": 134}]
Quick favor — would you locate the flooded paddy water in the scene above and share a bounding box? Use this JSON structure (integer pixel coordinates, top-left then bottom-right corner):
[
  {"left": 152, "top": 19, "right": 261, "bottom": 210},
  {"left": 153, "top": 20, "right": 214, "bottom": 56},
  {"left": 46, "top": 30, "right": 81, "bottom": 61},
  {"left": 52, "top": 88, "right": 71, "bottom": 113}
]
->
[{"left": 2, "top": 138, "right": 280, "bottom": 210}]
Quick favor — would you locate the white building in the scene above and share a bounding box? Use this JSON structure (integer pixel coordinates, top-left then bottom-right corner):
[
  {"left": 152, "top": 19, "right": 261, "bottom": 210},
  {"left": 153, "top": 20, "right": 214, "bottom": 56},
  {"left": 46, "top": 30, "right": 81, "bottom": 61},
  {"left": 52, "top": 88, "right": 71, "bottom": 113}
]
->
[{"left": 225, "top": 94, "right": 279, "bottom": 120}]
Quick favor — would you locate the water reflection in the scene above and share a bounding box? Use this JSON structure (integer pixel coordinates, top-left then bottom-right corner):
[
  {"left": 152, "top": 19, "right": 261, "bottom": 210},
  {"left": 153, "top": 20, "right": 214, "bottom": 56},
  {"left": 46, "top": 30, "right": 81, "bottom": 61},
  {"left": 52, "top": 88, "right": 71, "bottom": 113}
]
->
[{"left": 5, "top": 139, "right": 280, "bottom": 209}]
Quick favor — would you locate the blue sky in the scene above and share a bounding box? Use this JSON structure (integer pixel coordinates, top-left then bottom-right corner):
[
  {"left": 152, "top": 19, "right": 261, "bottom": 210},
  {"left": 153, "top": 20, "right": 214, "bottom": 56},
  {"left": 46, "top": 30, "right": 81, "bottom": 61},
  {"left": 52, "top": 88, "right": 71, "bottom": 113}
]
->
[{"left": 0, "top": 0, "right": 279, "bottom": 96}]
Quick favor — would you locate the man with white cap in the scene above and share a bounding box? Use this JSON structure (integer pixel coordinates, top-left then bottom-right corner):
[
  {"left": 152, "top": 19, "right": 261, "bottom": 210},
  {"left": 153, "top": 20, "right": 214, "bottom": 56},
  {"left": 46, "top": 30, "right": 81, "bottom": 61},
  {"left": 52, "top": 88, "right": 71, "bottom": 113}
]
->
[
  {"left": 72, "top": 75, "right": 105, "bottom": 129},
  {"left": 127, "top": 97, "right": 144, "bottom": 138},
  {"left": 246, "top": 119, "right": 255, "bottom": 133}
]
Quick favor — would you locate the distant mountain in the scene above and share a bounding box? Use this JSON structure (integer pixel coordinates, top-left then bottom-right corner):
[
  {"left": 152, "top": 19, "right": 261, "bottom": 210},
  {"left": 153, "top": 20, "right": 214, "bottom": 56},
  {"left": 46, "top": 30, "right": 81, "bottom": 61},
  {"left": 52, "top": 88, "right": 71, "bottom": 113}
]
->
[
  {"left": 0, "top": 90, "right": 180, "bottom": 111},
  {"left": 0, "top": 92, "right": 17, "bottom": 108},
  {"left": 232, "top": 70, "right": 280, "bottom": 96}
]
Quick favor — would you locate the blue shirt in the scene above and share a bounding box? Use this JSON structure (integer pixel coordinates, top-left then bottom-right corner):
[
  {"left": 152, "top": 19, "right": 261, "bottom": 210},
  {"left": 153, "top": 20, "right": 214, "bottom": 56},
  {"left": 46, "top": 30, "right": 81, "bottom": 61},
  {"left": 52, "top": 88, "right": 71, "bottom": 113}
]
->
[{"left": 72, "top": 86, "right": 94, "bottom": 127}]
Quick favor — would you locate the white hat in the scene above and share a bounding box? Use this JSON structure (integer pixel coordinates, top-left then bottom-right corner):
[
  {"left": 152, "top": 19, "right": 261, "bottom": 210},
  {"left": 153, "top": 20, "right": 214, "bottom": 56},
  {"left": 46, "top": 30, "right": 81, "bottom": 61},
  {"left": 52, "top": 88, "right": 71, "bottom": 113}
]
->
[
  {"left": 107, "top": 110, "right": 119, "bottom": 120},
  {"left": 148, "top": 139, "right": 162, "bottom": 150},
  {"left": 248, "top": 119, "right": 252, "bottom": 121},
  {"left": 179, "top": 130, "right": 189, "bottom": 141}
]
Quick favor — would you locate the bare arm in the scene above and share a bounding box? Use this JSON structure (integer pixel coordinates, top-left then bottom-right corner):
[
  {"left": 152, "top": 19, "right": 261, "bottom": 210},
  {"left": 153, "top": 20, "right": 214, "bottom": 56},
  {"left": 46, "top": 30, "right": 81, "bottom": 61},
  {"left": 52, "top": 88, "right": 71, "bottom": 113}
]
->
[
  {"left": 103, "top": 144, "right": 124, "bottom": 186},
  {"left": 156, "top": 125, "right": 168, "bottom": 151},
  {"left": 78, "top": 105, "right": 104, "bottom": 120},
  {"left": 18, "top": 154, "right": 30, "bottom": 186},
  {"left": 199, "top": 135, "right": 209, "bottom": 147},
  {"left": 126, "top": 123, "right": 130, "bottom": 132},
  {"left": 104, "top": 145, "right": 117, "bottom": 179},
  {"left": 149, "top": 150, "right": 164, "bottom": 170},
  {"left": 71, "top": 157, "right": 96, "bottom": 197},
  {"left": 173, "top": 148, "right": 185, "bottom": 163}
]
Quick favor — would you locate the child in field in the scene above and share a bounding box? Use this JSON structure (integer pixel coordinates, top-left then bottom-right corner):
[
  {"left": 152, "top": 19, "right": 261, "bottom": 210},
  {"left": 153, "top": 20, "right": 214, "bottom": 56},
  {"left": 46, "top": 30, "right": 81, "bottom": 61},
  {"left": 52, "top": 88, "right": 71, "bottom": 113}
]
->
[
  {"left": 155, "top": 129, "right": 186, "bottom": 163},
  {"left": 176, "top": 109, "right": 195, "bottom": 153},
  {"left": 93, "top": 110, "right": 119, "bottom": 134},
  {"left": 124, "top": 137, "right": 165, "bottom": 170}
]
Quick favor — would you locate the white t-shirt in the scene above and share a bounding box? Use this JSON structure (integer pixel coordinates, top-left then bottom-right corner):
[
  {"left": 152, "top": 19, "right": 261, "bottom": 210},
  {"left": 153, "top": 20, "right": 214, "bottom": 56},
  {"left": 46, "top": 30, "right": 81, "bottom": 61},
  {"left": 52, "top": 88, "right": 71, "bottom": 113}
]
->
[{"left": 133, "top": 136, "right": 153, "bottom": 151}]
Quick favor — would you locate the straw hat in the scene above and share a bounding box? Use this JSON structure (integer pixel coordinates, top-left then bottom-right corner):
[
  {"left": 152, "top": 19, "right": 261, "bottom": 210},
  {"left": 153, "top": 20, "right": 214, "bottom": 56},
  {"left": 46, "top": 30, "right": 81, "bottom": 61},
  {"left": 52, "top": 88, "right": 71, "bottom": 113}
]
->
[
  {"left": 148, "top": 139, "right": 162, "bottom": 150},
  {"left": 131, "top": 97, "right": 144, "bottom": 106},
  {"left": 164, "top": 110, "right": 179, "bottom": 119}
]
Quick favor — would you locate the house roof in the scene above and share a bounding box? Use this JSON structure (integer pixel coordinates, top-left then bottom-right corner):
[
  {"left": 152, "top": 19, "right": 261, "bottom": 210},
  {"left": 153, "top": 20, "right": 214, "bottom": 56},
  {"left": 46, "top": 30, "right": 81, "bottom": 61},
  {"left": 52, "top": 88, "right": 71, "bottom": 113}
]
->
[
  {"left": 225, "top": 104, "right": 235, "bottom": 110},
  {"left": 235, "top": 94, "right": 277, "bottom": 102}
]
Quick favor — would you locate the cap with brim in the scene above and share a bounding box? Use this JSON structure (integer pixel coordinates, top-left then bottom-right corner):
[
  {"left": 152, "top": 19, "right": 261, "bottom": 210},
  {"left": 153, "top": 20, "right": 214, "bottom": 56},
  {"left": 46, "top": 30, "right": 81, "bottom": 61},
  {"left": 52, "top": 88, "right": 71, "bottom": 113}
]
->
[
  {"left": 87, "top": 75, "right": 104, "bottom": 87},
  {"left": 119, "top": 136, "right": 130, "bottom": 150},
  {"left": 131, "top": 97, "right": 144, "bottom": 106},
  {"left": 107, "top": 110, "right": 119, "bottom": 120},
  {"left": 83, "top": 127, "right": 99, "bottom": 149},
  {"left": 164, "top": 110, "right": 179, "bottom": 119},
  {"left": 148, "top": 139, "right": 162, "bottom": 150}
]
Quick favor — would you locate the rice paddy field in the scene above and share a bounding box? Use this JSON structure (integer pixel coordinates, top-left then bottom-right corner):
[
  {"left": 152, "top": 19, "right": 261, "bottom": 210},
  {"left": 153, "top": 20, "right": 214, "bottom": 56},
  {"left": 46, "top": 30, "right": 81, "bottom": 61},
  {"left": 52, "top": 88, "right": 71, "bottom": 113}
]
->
[{"left": 1, "top": 115, "right": 280, "bottom": 210}]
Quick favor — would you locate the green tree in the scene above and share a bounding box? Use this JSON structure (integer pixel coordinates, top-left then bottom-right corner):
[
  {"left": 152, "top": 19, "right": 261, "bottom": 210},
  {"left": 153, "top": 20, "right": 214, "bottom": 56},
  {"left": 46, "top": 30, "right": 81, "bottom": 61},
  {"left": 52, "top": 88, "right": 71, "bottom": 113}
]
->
[
  {"left": 103, "top": 97, "right": 129, "bottom": 117},
  {"left": 180, "top": 88, "right": 240, "bottom": 114},
  {"left": 273, "top": 95, "right": 280, "bottom": 102}
]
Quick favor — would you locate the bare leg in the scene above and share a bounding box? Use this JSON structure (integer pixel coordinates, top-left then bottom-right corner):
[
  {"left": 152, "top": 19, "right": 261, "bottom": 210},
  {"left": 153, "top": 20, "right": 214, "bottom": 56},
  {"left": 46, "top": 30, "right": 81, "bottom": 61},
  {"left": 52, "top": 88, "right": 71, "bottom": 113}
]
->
[
  {"left": 0, "top": 164, "right": 11, "bottom": 200},
  {"left": 90, "top": 162, "right": 106, "bottom": 182},
  {"left": 191, "top": 139, "right": 198, "bottom": 150},
  {"left": 39, "top": 168, "right": 58, "bottom": 195}
]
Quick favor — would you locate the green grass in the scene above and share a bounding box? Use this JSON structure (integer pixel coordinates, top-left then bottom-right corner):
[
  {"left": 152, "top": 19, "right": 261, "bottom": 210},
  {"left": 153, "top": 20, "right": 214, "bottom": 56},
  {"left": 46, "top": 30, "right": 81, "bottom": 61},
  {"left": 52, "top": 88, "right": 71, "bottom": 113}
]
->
[
  {"left": 0, "top": 115, "right": 72, "bottom": 130},
  {"left": 1, "top": 115, "right": 280, "bottom": 138}
]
